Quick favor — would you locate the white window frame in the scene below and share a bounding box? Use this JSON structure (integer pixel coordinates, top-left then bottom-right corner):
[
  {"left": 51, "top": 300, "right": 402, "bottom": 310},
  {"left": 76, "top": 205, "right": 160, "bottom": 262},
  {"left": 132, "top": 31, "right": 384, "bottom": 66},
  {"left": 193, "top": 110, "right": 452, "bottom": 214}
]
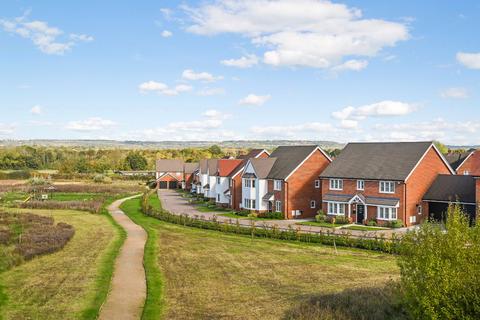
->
[
  {"left": 329, "top": 179, "right": 343, "bottom": 191},
  {"left": 377, "top": 206, "right": 398, "bottom": 221},
  {"left": 274, "top": 180, "right": 282, "bottom": 191},
  {"left": 417, "top": 205, "right": 422, "bottom": 215},
  {"left": 357, "top": 179, "right": 365, "bottom": 191},
  {"left": 217, "top": 194, "right": 220, "bottom": 202},
  {"left": 229, "top": 179, "right": 233, "bottom": 187},
  {"left": 327, "top": 202, "right": 345, "bottom": 215},
  {"left": 217, "top": 177, "right": 221, "bottom": 184},
  {"left": 379, "top": 181, "right": 395, "bottom": 194},
  {"left": 464, "top": 170, "right": 470, "bottom": 175},
  {"left": 314, "top": 180, "right": 321, "bottom": 189},
  {"left": 310, "top": 200, "right": 316, "bottom": 209},
  {"left": 275, "top": 200, "right": 282, "bottom": 213}
]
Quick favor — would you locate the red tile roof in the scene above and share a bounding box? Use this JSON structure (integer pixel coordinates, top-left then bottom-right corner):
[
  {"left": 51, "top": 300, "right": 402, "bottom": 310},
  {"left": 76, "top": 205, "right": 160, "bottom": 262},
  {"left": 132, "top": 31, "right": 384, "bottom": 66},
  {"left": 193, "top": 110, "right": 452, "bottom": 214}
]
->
[{"left": 217, "top": 159, "right": 243, "bottom": 177}]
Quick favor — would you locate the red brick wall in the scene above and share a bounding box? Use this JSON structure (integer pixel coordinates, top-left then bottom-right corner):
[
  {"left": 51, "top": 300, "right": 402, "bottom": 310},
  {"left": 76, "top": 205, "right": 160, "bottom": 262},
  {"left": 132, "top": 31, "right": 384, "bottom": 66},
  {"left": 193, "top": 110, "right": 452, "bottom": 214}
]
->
[
  {"left": 457, "top": 151, "right": 480, "bottom": 176},
  {"left": 476, "top": 178, "right": 480, "bottom": 220},
  {"left": 282, "top": 149, "right": 331, "bottom": 219},
  {"left": 320, "top": 179, "right": 405, "bottom": 225},
  {"left": 405, "top": 147, "right": 453, "bottom": 226},
  {"left": 184, "top": 173, "right": 193, "bottom": 190},
  {"left": 267, "top": 180, "right": 286, "bottom": 214}
]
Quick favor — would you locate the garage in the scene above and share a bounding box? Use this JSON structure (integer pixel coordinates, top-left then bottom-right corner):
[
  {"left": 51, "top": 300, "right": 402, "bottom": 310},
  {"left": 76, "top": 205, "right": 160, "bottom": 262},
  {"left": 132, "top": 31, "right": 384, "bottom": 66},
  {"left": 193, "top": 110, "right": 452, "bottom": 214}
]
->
[
  {"left": 423, "top": 175, "right": 477, "bottom": 224},
  {"left": 157, "top": 173, "right": 181, "bottom": 190},
  {"left": 159, "top": 181, "right": 168, "bottom": 189}
]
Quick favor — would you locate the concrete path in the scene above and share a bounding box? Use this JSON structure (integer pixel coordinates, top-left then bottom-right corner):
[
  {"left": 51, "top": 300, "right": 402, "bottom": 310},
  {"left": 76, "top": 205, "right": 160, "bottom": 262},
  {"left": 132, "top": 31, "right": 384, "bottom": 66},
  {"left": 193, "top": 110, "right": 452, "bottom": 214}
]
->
[
  {"left": 99, "top": 195, "right": 146, "bottom": 320},
  {"left": 159, "top": 190, "right": 409, "bottom": 238}
]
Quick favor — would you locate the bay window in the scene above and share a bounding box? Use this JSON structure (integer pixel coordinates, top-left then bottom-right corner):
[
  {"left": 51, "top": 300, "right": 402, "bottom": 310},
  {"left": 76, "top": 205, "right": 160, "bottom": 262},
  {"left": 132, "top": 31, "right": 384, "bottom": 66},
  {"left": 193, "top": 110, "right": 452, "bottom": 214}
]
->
[
  {"left": 327, "top": 202, "right": 345, "bottom": 215},
  {"left": 377, "top": 206, "right": 397, "bottom": 220}
]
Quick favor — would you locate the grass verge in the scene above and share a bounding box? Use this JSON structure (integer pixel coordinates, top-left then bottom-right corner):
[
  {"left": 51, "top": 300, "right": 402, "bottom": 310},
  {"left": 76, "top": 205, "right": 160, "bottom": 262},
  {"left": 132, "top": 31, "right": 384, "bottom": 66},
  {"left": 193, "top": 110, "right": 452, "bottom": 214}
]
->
[
  {"left": 297, "top": 221, "right": 346, "bottom": 228},
  {"left": 121, "top": 196, "right": 164, "bottom": 320},
  {"left": 342, "top": 225, "right": 389, "bottom": 231}
]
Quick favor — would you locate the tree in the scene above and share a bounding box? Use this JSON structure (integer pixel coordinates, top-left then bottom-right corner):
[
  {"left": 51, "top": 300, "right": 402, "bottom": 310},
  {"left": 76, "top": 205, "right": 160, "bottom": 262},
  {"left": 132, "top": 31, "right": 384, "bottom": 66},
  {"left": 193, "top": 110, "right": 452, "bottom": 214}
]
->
[
  {"left": 398, "top": 205, "right": 480, "bottom": 319},
  {"left": 434, "top": 141, "right": 449, "bottom": 154},
  {"left": 208, "top": 145, "right": 222, "bottom": 157},
  {"left": 125, "top": 152, "right": 148, "bottom": 170}
]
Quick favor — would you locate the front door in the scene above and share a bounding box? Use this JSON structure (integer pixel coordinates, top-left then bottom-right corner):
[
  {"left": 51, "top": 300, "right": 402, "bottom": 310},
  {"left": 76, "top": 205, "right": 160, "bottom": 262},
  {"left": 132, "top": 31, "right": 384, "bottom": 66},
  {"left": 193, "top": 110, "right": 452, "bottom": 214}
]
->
[
  {"left": 356, "top": 205, "right": 365, "bottom": 224},
  {"left": 268, "top": 201, "right": 273, "bottom": 212}
]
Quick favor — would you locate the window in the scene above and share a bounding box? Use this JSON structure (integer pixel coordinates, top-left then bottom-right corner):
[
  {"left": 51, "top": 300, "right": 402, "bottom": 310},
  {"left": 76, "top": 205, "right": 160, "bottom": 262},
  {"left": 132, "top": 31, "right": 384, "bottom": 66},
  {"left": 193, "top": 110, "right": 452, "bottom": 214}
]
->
[
  {"left": 243, "top": 198, "right": 256, "bottom": 209},
  {"left": 329, "top": 179, "right": 343, "bottom": 190},
  {"left": 274, "top": 180, "right": 282, "bottom": 191},
  {"left": 275, "top": 200, "right": 282, "bottom": 212},
  {"left": 464, "top": 170, "right": 470, "bottom": 175},
  {"left": 417, "top": 205, "right": 422, "bottom": 215},
  {"left": 314, "top": 180, "right": 320, "bottom": 188},
  {"left": 379, "top": 181, "right": 395, "bottom": 194},
  {"left": 217, "top": 194, "right": 220, "bottom": 202},
  {"left": 310, "top": 200, "right": 316, "bottom": 209},
  {"left": 377, "top": 206, "right": 397, "bottom": 220},
  {"left": 252, "top": 179, "right": 256, "bottom": 188},
  {"left": 357, "top": 180, "right": 365, "bottom": 190},
  {"left": 217, "top": 177, "right": 221, "bottom": 184},
  {"left": 243, "top": 179, "right": 250, "bottom": 188},
  {"left": 252, "top": 199, "right": 256, "bottom": 209},
  {"left": 410, "top": 215, "right": 416, "bottom": 223},
  {"left": 327, "top": 202, "right": 345, "bottom": 215}
]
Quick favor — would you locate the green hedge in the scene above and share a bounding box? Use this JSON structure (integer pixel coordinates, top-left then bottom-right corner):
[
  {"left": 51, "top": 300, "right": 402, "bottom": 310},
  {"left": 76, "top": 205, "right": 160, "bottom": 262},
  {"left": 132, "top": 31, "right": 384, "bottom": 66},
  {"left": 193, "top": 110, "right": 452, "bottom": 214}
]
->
[{"left": 141, "top": 191, "right": 400, "bottom": 254}]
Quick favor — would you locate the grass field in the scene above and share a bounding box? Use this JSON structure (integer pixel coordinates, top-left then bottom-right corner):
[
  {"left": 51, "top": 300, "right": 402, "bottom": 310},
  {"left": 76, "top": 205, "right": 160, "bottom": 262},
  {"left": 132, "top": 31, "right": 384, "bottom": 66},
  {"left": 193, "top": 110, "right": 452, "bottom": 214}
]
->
[
  {"left": 122, "top": 196, "right": 401, "bottom": 320},
  {"left": 0, "top": 207, "right": 122, "bottom": 320}
]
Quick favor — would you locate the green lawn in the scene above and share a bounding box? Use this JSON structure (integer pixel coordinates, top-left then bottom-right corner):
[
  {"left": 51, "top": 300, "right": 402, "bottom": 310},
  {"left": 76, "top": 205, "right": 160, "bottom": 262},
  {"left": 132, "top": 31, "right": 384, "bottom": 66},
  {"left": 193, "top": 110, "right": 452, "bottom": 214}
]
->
[
  {"left": 342, "top": 225, "right": 389, "bottom": 231},
  {"left": 122, "top": 197, "right": 400, "bottom": 320},
  {"left": 0, "top": 204, "right": 123, "bottom": 320},
  {"left": 196, "top": 204, "right": 233, "bottom": 213},
  {"left": 297, "top": 221, "right": 346, "bottom": 228}
]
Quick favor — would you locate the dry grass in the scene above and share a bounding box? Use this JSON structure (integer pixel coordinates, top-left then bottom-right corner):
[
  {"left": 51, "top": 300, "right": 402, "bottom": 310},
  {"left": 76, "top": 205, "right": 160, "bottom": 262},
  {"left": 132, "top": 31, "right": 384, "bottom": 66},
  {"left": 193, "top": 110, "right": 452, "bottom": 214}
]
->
[
  {"left": 152, "top": 221, "right": 400, "bottom": 319},
  {"left": 16, "top": 200, "right": 103, "bottom": 213},
  {"left": 0, "top": 208, "right": 118, "bottom": 320},
  {"left": 0, "top": 181, "right": 144, "bottom": 194}
]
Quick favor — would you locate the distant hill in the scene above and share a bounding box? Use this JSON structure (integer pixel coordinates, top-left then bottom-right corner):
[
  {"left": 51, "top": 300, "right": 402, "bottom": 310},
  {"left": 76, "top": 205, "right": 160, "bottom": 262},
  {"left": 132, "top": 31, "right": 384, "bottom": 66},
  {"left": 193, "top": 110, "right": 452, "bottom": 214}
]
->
[{"left": 0, "top": 139, "right": 345, "bottom": 150}]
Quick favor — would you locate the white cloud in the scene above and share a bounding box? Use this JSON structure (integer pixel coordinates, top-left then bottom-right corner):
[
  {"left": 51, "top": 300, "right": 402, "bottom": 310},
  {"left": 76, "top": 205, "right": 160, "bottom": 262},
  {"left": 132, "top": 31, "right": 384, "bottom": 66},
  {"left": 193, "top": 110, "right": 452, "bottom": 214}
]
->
[
  {"left": 221, "top": 54, "right": 258, "bottom": 68},
  {"left": 197, "top": 87, "right": 226, "bottom": 96},
  {"left": 66, "top": 117, "right": 116, "bottom": 131},
  {"left": 0, "top": 13, "right": 93, "bottom": 55},
  {"left": 0, "top": 123, "right": 15, "bottom": 135},
  {"left": 30, "top": 105, "right": 42, "bottom": 115},
  {"left": 251, "top": 122, "right": 334, "bottom": 139},
  {"left": 456, "top": 52, "right": 480, "bottom": 69},
  {"left": 239, "top": 94, "right": 271, "bottom": 106},
  {"left": 184, "top": 0, "right": 409, "bottom": 69},
  {"left": 138, "top": 81, "right": 192, "bottom": 96},
  {"left": 161, "top": 30, "right": 173, "bottom": 37},
  {"left": 182, "top": 69, "right": 223, "bottom": 82},
  {"left": 440, "top": 87, "right": 468, "bottom": 99},
  {"left": 332, "top": 101, "right": 417, "bottom": 123},
  {"left": 332, "top": 59, "right": 368, "bottom": 72}
]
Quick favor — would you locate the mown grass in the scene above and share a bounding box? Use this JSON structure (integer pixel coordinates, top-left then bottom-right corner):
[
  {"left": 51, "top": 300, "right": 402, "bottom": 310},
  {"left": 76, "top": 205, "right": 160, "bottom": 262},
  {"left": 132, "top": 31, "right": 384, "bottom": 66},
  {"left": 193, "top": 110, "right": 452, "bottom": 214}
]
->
[
  {"left": 297, "top": 221, "right": 345, "bottom": 228},
  {"left": 121, "top": 196, "right": 164, "bottom": 320},
  {"left": 0, "top": 206, "right": 121, "bottom": 320},
  {"left": 342, "top": 225, "right": 389, "bottom": 231},
  {"left": 126, "top": 195, "right": 400, "bottom": 319}
]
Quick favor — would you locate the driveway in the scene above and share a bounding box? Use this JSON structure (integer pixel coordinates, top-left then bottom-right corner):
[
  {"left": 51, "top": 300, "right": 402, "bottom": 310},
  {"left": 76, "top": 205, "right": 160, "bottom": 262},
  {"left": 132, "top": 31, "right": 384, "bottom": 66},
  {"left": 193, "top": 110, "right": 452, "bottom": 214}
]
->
[{"left": 158, "top": 190, "right": 408, "bottom": 239}]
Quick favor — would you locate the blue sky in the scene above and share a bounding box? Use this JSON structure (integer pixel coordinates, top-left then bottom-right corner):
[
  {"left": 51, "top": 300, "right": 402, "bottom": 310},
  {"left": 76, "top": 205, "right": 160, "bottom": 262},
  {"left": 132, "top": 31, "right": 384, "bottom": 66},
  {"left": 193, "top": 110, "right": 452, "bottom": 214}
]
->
[{"left": 0, "top": 0, "right": 479, "bottom": 144}]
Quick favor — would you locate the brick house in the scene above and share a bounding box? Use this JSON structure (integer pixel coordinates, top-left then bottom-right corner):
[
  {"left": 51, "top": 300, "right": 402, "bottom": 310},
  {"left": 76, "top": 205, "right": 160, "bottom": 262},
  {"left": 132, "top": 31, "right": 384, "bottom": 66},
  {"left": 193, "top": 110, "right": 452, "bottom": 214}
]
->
[
  {"left": 214, "top": 159, "right": 243, "bottom": 206},
  {"left": 454, "top": 150, "right": 480, "bottom": 176},
  {"left": 423, "top": 174, "right": 477, "bottom": 223},
  {"left": 319, "top": 142, "right": 455, "bottom": 227},
  {"left": 155, "top": 159, "right": 184, "bottom": 189},
  {"left": 241, "top": 146, "right": 332, "bottom": 219},
  {"left": 228, "top": 149, "right": 270, "bottom": 211},
  {"left": 184, "top": 163, "right": 199, "bottom": 191}
]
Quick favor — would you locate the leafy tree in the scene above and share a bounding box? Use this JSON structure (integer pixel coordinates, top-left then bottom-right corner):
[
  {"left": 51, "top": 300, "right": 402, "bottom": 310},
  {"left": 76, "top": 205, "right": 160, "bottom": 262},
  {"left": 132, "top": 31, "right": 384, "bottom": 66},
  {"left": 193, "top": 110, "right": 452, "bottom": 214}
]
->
[
  {"left": 398, "top": 205, "right": 480, "bottom": 319},
  {"left": 125, "top": 152, "right": 148, "bottom": 170},
  {"left": 434, "top": 141, "right": 449, "bottom": 154},
  {"left": 208, "top": 145, "right": 222, "bottom": 157}
]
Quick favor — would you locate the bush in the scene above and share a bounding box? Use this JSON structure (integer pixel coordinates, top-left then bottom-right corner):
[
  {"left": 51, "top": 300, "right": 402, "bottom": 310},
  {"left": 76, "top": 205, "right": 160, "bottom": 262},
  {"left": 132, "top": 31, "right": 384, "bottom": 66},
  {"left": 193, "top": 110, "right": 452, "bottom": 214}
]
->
[
  {"left": 0, "top": 170, "right": 31, "bottom": 180},
  {"left": 93, "top": 174, "right": 112, "bottom": 184},
  {"left": 398, "top": 205, "right": 480, "bottom": 319},
  {"left": 387, "top": 220, "right": 404, "bottom": 228},
  {"left": 333, "top": 216, "right": 349, "bottom": 225},
  {"left": 147, "top": 180, "right": 157, "bottom": 189},
  {"left": 27, "top": 177, "right": 48, "bottom": 186},
  {"left": 236, "top": 210, "right": 250, "bottom": 217},
  {"left": 263, "top": 211, "right": 284, "bottom": 219},
  {"left": 367, "top": 219, "right": 377, "bottom": 226},
  {"left": 248, "top": 212, "right": 258, "bottom": 218},
  {"left": 315, "top": 210, "right": 326, "bottom": 222}
]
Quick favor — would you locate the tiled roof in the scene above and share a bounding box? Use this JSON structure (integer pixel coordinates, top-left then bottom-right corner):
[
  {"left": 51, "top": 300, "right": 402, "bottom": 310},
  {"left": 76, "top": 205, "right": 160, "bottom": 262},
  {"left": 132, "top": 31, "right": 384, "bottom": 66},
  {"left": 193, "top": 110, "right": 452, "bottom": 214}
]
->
[
  {"left": 156, "top": 159, "right": 184, "bottom": 172},
  {"left": 250, "top": 158, "right": 277, "bottom": 179},
  {"left": 184, "top": 162, "right": 199, "bottom": 174},
  {"left": 217, "top": 159, "right": 243, "bottom": 177},
  {"left": 267, "top": 145, "right": 323, "bottom": 180},
  {"left": 445, "top": 152, "right": 472, "bottom": 170},
  {"left": 423, "top": 174, "right": 476, "bottom": 204}
]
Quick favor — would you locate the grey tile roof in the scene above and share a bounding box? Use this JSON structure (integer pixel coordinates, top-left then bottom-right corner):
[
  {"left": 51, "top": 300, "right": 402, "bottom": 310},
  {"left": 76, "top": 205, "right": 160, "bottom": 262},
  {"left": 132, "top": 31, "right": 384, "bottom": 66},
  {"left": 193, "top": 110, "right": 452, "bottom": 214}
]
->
[
  {"left": 199, "top": 159, "right": 208, "bottom": 174},
  {"left": 250, "top": 158, "right": 277, "bottom": 179},
  {"left": 184, "top": 163, "right": 199, "bottom": 174},
  {"left": 323, "top": 194, "right": 352, "bottom": 202},
  {"left": 423, "top": 174, "right": 476, "bottom": 204},
  {"left": 207, "top": 159, "right": 219, "bottom": 175},
  {"left": 228, "top": 149, "right": 269, "bottom": 178},
  {"left": 156, "top": 159, "right": 184, "bottom": 172},
  {"left": 445, "top": 152, "right": 472, "bottom": 170},
  {"left": 267, "top": 145, "right": 321, "bottom": 180},
  {"left": 323, "top": 193, "right": 400, "bottom": 206},
  {"left": 320, "top": 141, "right": 437, "bottom": 181},
  {"left": 262, "top": 192, "right": 275, "bottom": 201}
]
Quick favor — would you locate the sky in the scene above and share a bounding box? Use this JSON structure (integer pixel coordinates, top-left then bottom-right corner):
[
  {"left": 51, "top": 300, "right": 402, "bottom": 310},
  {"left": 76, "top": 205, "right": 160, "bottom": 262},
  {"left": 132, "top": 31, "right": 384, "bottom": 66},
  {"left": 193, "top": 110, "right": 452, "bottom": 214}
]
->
[{"left": 0, "top": 0, "right": 479, "bottom": 145}]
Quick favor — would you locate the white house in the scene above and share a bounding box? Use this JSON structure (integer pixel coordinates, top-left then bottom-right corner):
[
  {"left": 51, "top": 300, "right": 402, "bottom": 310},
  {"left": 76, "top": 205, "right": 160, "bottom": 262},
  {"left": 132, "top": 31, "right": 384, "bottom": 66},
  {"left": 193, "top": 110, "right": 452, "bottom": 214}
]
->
[{"left": 241, "top": 158, "right": 276, "bottom": 211}]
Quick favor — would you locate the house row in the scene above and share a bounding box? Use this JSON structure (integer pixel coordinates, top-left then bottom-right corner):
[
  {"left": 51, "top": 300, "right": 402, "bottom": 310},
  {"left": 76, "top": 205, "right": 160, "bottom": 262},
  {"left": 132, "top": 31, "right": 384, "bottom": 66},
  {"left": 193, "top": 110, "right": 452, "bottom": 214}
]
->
[{"left": 156, "top": 142, "right": 479, "bottom": 226}]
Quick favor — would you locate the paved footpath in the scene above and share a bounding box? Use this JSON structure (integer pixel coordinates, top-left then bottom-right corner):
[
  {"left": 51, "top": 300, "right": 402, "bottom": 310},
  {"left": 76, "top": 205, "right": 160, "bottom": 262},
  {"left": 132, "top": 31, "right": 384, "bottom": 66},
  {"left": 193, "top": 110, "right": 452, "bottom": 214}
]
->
[
  {"left": 99, "top": 195, "right": 146, "bottom": 320},
  {"left": 158, "top": 190, "right": 409, "bottom": 238}
]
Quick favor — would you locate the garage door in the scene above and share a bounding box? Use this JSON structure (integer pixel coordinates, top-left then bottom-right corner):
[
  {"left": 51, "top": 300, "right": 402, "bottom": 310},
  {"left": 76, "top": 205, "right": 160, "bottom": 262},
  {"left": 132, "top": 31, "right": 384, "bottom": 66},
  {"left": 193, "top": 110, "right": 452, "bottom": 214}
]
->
[
  {"left": 169, "top": 181, "right": 178, "bottom": 189},
  {"left": 159, "top": 181, "right": 168, "bottom": 189},
  {"left": 428, "top": 202, "right": 476, "bottom": 224}
]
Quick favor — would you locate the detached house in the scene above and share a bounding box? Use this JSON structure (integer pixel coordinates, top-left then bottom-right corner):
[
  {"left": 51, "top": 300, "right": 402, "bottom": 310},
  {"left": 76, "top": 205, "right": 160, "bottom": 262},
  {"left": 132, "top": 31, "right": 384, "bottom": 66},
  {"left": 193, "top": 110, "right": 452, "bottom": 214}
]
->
[
  {"left": 227, "top": 149, "right": 270, "bottom": 211},
  {"left": 319, "top": 142, "right": 455, "bottom": 227},
  {"left": 197, "top": 159, "right": 220, "bottom": 199},
  {"left": 452, "top": 150, "right": 480, "bottom": 176},
  {"left": 241, "top": 146, "right": 332, "bottom": 219},
  {"left": 214, "top": 159, "right": 243, "bottom": 206},
  {"left": 156, "top": 159, "right": 185, "bottom": 189},
  {"left": 184, "top": 163, "right": 199, "bottom": 191}
]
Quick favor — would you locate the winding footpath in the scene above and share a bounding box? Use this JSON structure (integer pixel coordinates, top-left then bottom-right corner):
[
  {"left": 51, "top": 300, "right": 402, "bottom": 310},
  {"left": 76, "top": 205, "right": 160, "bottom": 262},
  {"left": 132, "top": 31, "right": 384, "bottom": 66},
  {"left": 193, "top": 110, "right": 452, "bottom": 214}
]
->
[{"left": 99, "top": 195, "right": 146, "bottom": 320}]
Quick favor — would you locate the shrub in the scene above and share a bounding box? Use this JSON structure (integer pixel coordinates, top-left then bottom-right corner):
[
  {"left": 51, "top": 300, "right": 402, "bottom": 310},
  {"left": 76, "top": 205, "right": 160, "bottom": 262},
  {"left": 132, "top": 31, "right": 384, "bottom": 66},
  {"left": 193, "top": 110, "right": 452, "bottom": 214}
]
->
[
  {"left": 315, "top": 210, "right": 326, "bottom": 222},
  {"left": 334, "top": 216, "right": 349, "bottom": 225},
  {"left": 387, "top": 220, "right": 404, "bottom": 228},
  {"left": 147, "top": 180, "right": 158, "bottom": 189},
  {"left": 325, "top": 215, "right": 336, "bottom": 224},
  {"left": 248, "top": 212, "right": 258, "bottom": 218},
  {"left": 236, "top": 210, "right": 250, "bottom": 217},
  {"left": 263, "top": 211, "right": 284, "bottom": 220},
  {"left": 398, "top": 205, "right": 480, "bottom": 319},
  {"left": 27, "top": 177, "right": 48, "bottom": 186},
  {"left": 367, "top": 219, "right": 377, "bottom": 227},
  {"left": 93, "top": 174, "right": 112, "bottom": 184},
  {"left": 16, "top": 200, "right": 103, "bottom": 213}
]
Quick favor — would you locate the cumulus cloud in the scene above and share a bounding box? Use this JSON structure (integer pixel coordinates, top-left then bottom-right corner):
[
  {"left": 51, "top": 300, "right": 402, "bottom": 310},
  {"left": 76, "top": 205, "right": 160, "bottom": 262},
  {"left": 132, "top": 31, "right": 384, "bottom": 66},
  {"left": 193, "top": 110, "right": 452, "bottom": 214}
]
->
[
  {"left": 66, "top": 117, "right": 116, "bottom": 131},
  {"left": 30, "top": 105, "right": 42, "bottom": 115},
  {"left": 456, "top": 52, "right": 480, "bottom": 69},
  {"left": 0, "top": 123, "right": 15, "bottom": 135},
  {"left": 182, "top": 69, "right": 223, "bottom": 82},
  {"left": 138, "top": 81, "right": 192, "bottom": 96},
  {"left": 0, "top": 13, "right": 93, "bottom": 55},
  {"left": 332, "top": 59, "right": 368, "bottom": 72},
  {"left": 239, "top": 94, "right": 271, "bottom": 106},
  {"left": 161, "top": 30, "right": 173, "bottom": 37},
  {"left": 197, "top": 87, "right": 226, "bottom": 96},
  {"left": 184, "top": 0, "right": 409, "bottom": 69},
  {"left": 221, "top": 54, "right": 258, "bottom": 68},
  {"left": 332, "top": 100, "right": 417, "bottom": 129},
  {"left": 440, "top": 87, "right": 468, "bottom": 99}
]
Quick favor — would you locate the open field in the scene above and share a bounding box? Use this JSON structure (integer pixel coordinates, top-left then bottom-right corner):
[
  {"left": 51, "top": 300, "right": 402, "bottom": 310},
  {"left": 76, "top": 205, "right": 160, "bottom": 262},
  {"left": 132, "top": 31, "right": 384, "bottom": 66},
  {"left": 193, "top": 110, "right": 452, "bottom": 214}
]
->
[
  {"left": 122, "top": 197, "right": 401, "bottom": 320},
  {"left": 0, "top": 207, "right": 122, "bottom": 320}
]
